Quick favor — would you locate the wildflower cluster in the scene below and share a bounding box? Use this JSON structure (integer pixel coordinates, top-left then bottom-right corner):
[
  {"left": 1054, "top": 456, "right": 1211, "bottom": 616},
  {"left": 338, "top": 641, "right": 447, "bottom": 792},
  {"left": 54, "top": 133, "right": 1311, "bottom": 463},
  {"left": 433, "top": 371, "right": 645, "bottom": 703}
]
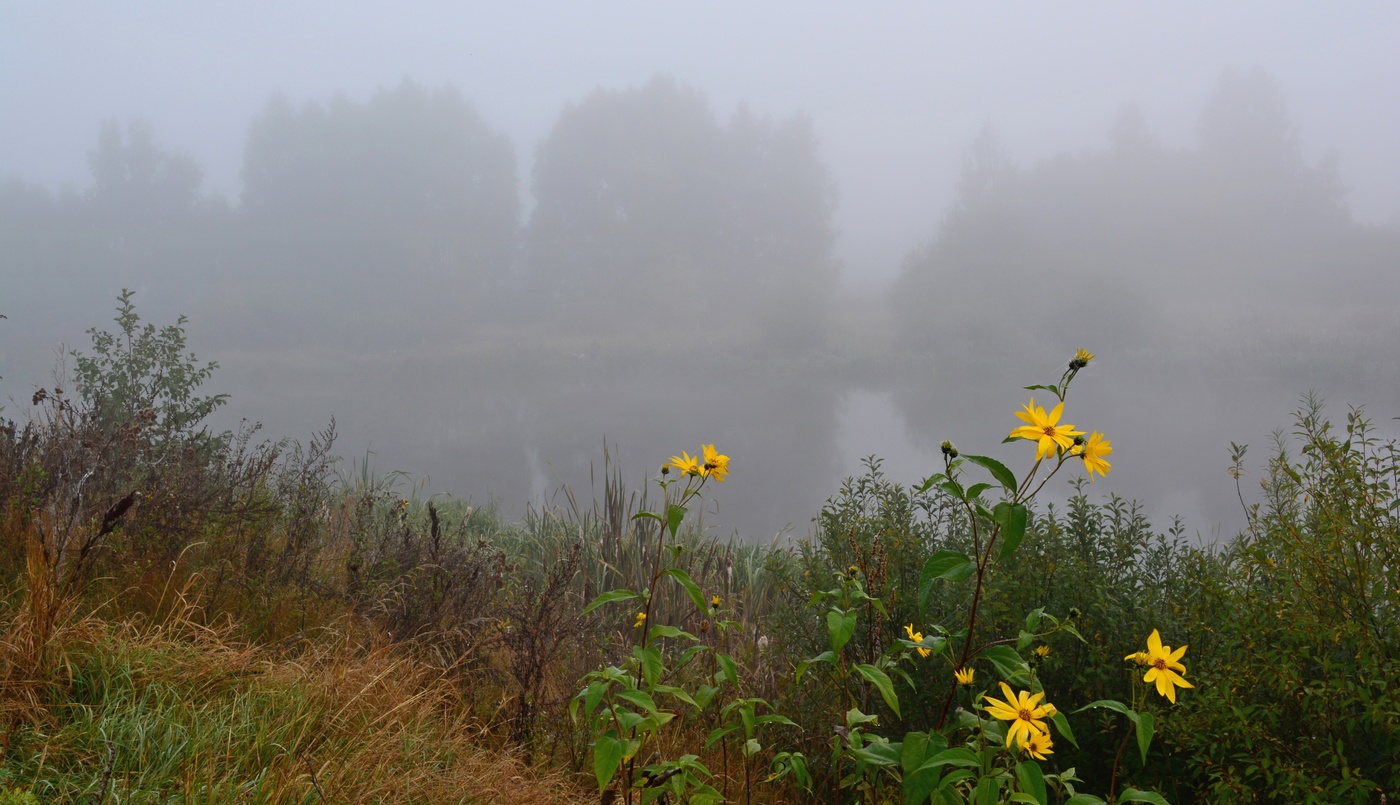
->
[
  {"left": 667, "top": 444, "right": 730, "bottom": 482},
  {"left": 1126, "top": 628, "right": 1194, "bottom": 703},
  {"left": 1009, "top": 349, "right": 1113, "bottom": 480}
]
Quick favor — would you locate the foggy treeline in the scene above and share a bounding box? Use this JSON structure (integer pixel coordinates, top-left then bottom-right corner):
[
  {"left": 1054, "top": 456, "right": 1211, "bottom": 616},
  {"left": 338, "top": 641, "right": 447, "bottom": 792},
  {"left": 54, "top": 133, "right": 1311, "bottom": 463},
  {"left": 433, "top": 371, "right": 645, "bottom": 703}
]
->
[{"left": 4, "top": 68, "right": 1398, "bottom": 538}]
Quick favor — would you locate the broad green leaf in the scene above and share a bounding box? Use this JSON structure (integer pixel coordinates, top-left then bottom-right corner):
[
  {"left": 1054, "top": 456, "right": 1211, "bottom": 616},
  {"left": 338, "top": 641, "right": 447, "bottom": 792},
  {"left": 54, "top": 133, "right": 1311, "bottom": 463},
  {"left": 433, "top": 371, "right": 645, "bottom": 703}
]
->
[
  {"left": 974, "top": 774, "right": 1001, "bottom": 805},
  {"left": 653, "top": 684, "right": 698, "bottom": 708},
  {"left": 1074, "top": 699, "right": 1132, "bottom": 717},
  {"left": 616, "top": 688, "right": 661, "bottom": 715},
  {"left": 919, "top": 550, "right": 975, "bottom": 611},
  {"left": 851, "top": 743, "right": 901, "bottom": 766},
  {"left": 980, "top": 645, "right": 1031, "bottom": 684},
  {"left": 647, "top": 624, "right": 697, "bottom": 642},
  {"left": 1024, "top": 607, "right": 1045, "bottom": 631},
  {"left": 1116, "top": 789, "right": 1169, "bottom": 805},
  {"left": 855, "top": 663, "right": 901, "bottom": 718},
  {"left": 706, "top": 724, "right": 739, "bottom": 748},
  {"left": 914, "top": 747, "right": 981, "bottom": 772},
  {"left": 632, "top": 510, "right": 662, "bottom": 523},
  {"left": 965, "top": 482, "right": 994, "bottom": 500},
  {"left": 661, "top": 568, "right": 707, "bottom": 613},
  {"left": 828, "top": 609, "right": 857, "bottom": 654},
  {"left": 593, "top": 732, "right": 627, "bottom": 791},
  {"left": 635, "top": 646, "right": 662, "bottom": 687},
  {"left": 1134, "top": 710, "right": 1154, "bottom": 767},
  {"left": 715, "top": 652, "right": 739, "bottom": 687},
  {"left": 1049, "top": 711, "right": 1079, "bottom": 748},
  {"left": 666, "top": 503, "right": 687, "bottom": 537},
  {"left": 583, "top": 680, "right": 608, "bottom": 718},
  {"left": 996, "top": 503, "right": 1029, "bottom": 560},
  {"left": 581, "top": 589, "right": 641, "bottom": 616},
  {"left": 1011, "top": 795, "right": 1041, "bottom": 804},
  {"left": 846, "top": 707, "right": 880, "bottom": 728},
  {"left": 796, "top": 650, "right": 835, "bottom": 682},
  {"left": 916, "top": 473, "right": 948, "bottom": 494},
  {"left": 1064, "top": 796, "right": 1107, "bottom": 805},
  {"left": 1015, "top": 761, "right": 1047, "bottom": 805},
  {"left": 938, "top": 478, "right": 966, "bottom": 500},
  {"left": 965, "top": 454, "right": 1018, "bottom": 493},
  {"left": 755, "top": 713, "right": 798, "bottom": 727}
]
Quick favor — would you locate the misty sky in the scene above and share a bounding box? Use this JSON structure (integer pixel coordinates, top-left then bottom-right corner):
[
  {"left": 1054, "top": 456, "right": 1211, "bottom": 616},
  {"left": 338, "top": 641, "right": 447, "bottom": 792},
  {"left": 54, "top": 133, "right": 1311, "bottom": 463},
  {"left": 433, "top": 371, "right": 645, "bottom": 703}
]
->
[{"left": 4, "top": 2, "right": 1398, "bottom": 289}]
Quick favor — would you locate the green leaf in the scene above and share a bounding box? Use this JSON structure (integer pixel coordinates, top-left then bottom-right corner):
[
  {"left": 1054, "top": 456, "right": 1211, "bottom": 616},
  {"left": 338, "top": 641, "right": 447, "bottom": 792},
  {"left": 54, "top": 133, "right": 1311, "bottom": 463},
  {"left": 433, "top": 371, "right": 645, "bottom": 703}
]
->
[
  {"left": 652, "top": 684, "right": 698, "bottom": 708},
  {"left": 715, "top": 652, "right": 739, "bottom": 687},
  {"left": 980, "top": 645, "right": 1031, "bottom": 684},
  {"left": 1064, "top": 796, "right": 1107, "bottom": 805},
  {"left": 938, "top": 477, "right": 966, "bottom": 500},
  {"left": 616, "top": 688, "right": 661, "bottom": 715},
  {"left": 919, "top": 550, "right": 975, "bottom": 611},
  {"left": 583, "top": 680, "right": 608, "bottom": 718},
  {"left": 662, "top": 568, "right": 707, "bottom": 613},
  {"left": 965, "top": 454, "right": 1018, "bottom": 494},
  {"left": 1015, "top": 760, "right": 1047, "bottom": 805},
  {"left": 996, "top": 503, "right": 1029, "bottom": 561},
  {"left": 593, "top": 732, "right": 627, "bottom": 791},
  {"left": 913, "top": 747, "right": 981, "bottom": 772},
  {"left": 795, "top": 650, "right": 835, "bottom": 682},
  {"left": 632, "top": 510, "right": 663, "bottom": 523},
  {"left": 635, "top": 646, "right": 662, "bottom": 687},
  {"left": 965, "top": 482, "right": 994, "bottom": 500},
  {"left": 1024, "top": 607, "right": 1045, "bottom": 631},
  {"left": 828, "top": 609, "right": 857, "bottom": 654},
  {"left": 916, "top": 473, "right": 948, "bottom": 495},
  {"left": 1011, "top": 795, "right": 1041, "bottom": 804},
  {"left": 647, "top": 624, "right": 697, "bottom": 642},
  {"left": 974, "top": 774, "right": 1002, "bottom": 805},
  {"left": 1116, "top": 789, "right": 1169, "bottom": 805},
  {"left": 666, "top": 503, "right": 687, "bottom": 537},
  {"left": 1074, "top": 699, "right": 1132, "bottom": 717},
  {"left": 1061, "top": 621, "right": 1089, "bottom": 645},
  {"left": 706, "top": 724, "right": 739, "bottom": 748},
  {"left": 1134, "top": 710, "right": 1154, "bottom": 767},
  {"left": 1049, "top": 711, "right": 1078, "bottom": 749},
  {"left": 581, "top": 589, "right": 641, "bottom": 616},
  {"left": 854, "top": 663, "right": 901, "bottom": 718}
]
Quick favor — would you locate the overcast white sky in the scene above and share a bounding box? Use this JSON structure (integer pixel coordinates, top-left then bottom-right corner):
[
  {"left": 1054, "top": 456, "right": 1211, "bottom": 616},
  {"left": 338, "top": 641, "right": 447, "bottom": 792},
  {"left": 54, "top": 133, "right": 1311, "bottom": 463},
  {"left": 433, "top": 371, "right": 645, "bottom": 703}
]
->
[{"left": 4, "top": 1, "right": 1398, "bottom": 288}]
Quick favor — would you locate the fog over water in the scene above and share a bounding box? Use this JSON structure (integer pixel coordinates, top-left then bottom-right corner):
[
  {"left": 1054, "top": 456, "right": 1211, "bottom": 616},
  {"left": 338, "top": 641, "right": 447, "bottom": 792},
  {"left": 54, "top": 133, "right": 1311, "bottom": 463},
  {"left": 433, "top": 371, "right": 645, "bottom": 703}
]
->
[{"left": 3, "top": 3, "right": 1399, "bottom": 541}]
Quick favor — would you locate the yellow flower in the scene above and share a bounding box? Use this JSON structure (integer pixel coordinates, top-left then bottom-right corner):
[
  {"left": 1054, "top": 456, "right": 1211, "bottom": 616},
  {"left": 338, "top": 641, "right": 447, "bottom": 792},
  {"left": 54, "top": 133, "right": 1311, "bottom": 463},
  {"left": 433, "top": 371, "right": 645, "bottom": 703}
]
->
[
  {"left": 1071, "top": 348, "right": 1095, "bottom": 368},
  {"left": 1128, "top": 629, "right": 1194, "bottom": 703},
  {"left": 904, "top": 624, "right": 931, "bottom": 658},
  {"left": 982, "top": 682, "right": 1053, "bottom": 750},
  {"left": 954, "top": 667, "right": 975, "bottom": 686},
  {"left": 1034, "top": 645, "right": 1051, "bottom": 658},
  {"left": 701, "top": 444, "right": 730, "bottom": 483},
  {"left": 1023, "top": 730, "right": 1054, "bottom": 760},
  {"left": 711, "top": 594, "right": 721, "bottom": 609},
  {"left": 1009, "top": 398, "right": 1084, "bottom": 461},
  {"left": 633, "top": 612, "right": 647, "bottom": 629},
  {"left": 1070, "top": 431, "right": 1113, "bottom": 479},
  {"left": 668, "top": 451, "right": 703, "bottom": 477}
]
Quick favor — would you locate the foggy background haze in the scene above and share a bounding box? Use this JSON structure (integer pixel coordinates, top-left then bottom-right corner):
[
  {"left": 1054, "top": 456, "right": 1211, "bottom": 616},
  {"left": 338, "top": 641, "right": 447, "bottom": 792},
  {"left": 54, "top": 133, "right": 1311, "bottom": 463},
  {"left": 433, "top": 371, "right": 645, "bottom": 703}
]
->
[{"left": 3, "top": 2, "right": 1399, "bottom": 541}]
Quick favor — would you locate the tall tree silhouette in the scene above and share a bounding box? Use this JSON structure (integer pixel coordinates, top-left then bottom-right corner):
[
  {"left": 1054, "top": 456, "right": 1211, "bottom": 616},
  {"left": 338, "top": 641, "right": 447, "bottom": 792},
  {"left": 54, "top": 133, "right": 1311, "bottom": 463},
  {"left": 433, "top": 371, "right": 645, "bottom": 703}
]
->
[
  {"left": 237, "top": 80, "right": 519, "bottom": 346},
  {"left": 526, "top": 76, "right": 838, "bottom": 350}
]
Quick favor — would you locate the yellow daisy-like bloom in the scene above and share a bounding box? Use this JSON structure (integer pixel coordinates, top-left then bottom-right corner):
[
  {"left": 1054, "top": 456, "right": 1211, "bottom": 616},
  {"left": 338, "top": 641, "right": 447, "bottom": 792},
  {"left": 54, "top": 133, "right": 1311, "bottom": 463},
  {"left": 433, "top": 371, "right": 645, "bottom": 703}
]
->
[
  {"left": 701, "top": 444, "right": 730, "bottom": 483},
  {"left": 1034, "top": 644, "right": 1051, "bottom": 658},
  {"left": 982, "top": 682, "right": 1053, "bottom": 750},
  {"left": 904, "top": 624, "right": 931, "bottom": 658},
  {"left": 668, "top": 451, "right": 703, "bottom": 477},
  {"left": 633, "top": 612, "right": 647, "bottom": 629},
  {"left": 1072, "top": 348, "right": 1095, "bottom": 367},
  {"left": 1070, "top": 431, "right": 1113, "bottom": 480},
  {"left": 954, "top": 667, "right": 975, "bottom": 686},
  {"left": 1009, "top": 399, "right": 1084, "bottom": 461},
  {"left": 1023, "top": 730, "right": 1054, "bottom": 761},
  {"left": 1126, "top": 629, "right": 1194, "bottom": 703},
  {"left": 711, "top": 594, "right": 721, "bottom": 608}
]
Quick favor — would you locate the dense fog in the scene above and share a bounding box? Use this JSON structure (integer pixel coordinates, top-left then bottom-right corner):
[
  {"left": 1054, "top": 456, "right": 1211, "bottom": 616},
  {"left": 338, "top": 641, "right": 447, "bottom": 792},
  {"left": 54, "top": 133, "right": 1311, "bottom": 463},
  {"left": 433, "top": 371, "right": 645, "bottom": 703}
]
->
[{"left": 3, "top": 4, "right": 1399, "bottom": 540}]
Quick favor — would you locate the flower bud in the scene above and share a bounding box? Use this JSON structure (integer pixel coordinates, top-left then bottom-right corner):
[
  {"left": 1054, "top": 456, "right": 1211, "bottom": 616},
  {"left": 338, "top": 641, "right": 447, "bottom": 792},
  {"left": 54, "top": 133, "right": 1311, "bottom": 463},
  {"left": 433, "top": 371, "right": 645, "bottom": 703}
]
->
[{"left": 940, "top": 440, "right": 959, "bottom": 458}]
